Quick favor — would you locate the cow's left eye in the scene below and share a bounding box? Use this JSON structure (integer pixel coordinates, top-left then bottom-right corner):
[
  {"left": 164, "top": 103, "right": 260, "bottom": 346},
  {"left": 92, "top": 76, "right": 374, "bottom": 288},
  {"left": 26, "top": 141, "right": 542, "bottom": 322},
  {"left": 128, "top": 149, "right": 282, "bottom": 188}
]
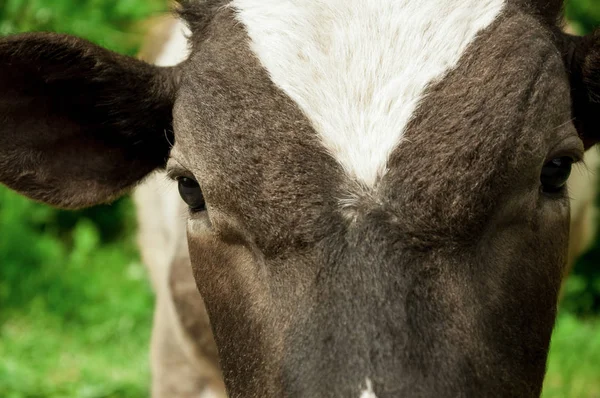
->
[
  {"left": 177, "top": 177, "right": 206, "bottom": 211},
  {"left": 541, "top": 157, "right": 573, "bottom": 194}
]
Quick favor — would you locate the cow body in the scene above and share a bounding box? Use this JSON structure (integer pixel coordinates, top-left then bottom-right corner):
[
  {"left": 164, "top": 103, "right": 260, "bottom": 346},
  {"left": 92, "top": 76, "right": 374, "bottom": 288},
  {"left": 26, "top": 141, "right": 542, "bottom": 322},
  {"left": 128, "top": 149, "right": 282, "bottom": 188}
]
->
[{"left": 2, "top": 0, "right": 600, "bottom": 397}]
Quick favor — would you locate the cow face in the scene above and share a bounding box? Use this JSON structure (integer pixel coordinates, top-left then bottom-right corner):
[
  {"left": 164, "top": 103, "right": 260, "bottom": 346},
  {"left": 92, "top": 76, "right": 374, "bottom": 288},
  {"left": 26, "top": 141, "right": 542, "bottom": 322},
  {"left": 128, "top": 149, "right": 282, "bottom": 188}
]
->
[{"left": 0, "top": 0, "right": 599, "bottom": 397}]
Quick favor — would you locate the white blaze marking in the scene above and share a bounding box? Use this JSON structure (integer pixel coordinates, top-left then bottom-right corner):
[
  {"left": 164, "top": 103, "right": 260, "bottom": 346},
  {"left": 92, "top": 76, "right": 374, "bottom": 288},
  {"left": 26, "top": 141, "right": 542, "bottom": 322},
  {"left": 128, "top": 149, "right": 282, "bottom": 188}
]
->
[
  {"left": 232, "top": 0, "right": 506, "bottom": 187},
  {"left": 154, "top": 19, "right": 191, "bottom": 67},
  {"left": 360, "top": 378, "right": 377, "bottom": 398}
]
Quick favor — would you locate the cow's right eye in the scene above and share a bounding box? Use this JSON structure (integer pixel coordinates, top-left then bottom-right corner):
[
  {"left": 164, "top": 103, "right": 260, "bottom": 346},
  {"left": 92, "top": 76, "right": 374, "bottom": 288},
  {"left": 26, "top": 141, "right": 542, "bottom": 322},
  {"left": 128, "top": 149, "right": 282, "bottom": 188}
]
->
[
  {"left": 540, "top": 157, "right": 573, "bottom": 195},
  {"left": 177, "top": 177, "right": 206, "bottom": 211}
]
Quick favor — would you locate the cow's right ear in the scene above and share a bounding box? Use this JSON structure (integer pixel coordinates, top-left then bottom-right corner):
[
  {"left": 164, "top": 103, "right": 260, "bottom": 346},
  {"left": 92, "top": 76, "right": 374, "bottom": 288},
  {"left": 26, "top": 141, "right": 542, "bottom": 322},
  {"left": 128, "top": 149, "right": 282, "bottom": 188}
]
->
[
  {"left": 564, "top": 30, "right": 600, "bottom": 149},
  {"left": 0, "top": 33, "right": 178, "bottom": 209}
]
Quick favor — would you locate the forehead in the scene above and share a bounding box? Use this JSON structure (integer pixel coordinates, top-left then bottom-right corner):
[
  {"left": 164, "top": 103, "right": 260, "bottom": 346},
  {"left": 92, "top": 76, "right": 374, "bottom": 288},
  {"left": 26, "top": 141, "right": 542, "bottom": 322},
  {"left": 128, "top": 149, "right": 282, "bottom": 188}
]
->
[
  {"left": 232, "top": 0, "right": 505, "bottom": 187},
  {"left": 172, "top": 0, "right": 572, "bottom": 248}
]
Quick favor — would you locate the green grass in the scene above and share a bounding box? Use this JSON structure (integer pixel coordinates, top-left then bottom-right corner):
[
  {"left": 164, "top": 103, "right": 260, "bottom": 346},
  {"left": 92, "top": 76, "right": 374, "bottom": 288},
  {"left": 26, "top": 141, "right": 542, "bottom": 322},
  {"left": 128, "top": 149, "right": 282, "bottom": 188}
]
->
[
  {"left": 0, "top": 0, "right": 166, "bottom": 396},
  {"left": 0, "top": 189, "right": 154, "bottom": 398},
  {"left": 566, "top": 0, "right": 600, "bottom": 34},
  {"left": 0, "top": 0, "right": 168, "bottom": 55},
  {"left": 0, "top": 281, "right": 152, "bottom": 398},
  {"left": 543, "top": 314, "right": 600, "bottom": 398},
  {"left": 1, "top": 0, "right": 600, "bottom": 397}
]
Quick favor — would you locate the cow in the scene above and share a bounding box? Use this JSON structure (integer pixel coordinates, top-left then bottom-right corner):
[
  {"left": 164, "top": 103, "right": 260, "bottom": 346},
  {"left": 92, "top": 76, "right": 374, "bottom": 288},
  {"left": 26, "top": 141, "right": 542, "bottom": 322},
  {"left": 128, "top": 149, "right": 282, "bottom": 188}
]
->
[
  {"left": 1, "top": 0, "right": 600, "bottom": 397},
  {"left": 134, "top": 14, "right": 227, "bottom": 398},
  {"left": 132, "top": 9, "right": 600, "bottom": 398}
]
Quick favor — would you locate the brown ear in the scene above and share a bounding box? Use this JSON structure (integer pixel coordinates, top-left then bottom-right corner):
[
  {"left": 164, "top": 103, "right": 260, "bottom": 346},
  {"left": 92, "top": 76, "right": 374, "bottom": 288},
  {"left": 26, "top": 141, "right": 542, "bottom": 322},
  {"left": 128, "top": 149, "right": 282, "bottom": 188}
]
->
[
  {"left": 528, "top": 0, "right": 564, "bottom": 25},
  {"left": 0, "top": 33, "right": 178, "bottom": 208},
  {"left": 564, "top": 30, "right": 600, "bottom": 149}
]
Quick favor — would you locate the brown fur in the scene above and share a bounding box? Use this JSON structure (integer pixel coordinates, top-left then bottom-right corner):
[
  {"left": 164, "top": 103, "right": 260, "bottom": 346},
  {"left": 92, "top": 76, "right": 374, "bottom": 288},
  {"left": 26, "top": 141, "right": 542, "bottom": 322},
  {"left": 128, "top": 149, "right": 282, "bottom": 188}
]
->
[
  {"left": 171, "top": 3, "right": 582, "bottom": 396},
  {"left": 134, "top": 171, "right": 226, "bottom": 398},
  {"left": 1, "top": 0, "right": 600, "bottom": 396},
  {"left": 133, "top": 14, "right": 226, "bottom": 398},
  {"left": 0, "top": 33, "right": 176, "bottom": 208},
  {"left": 138, "top": 12, "right": 597, "bottom": 397}
]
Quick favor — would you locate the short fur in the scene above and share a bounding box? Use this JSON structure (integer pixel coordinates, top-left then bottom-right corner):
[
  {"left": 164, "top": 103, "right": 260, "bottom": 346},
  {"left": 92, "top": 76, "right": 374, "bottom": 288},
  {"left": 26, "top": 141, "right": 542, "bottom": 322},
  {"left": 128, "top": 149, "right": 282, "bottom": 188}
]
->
[
  {"left": 170, "top": 3, "right": 583, "bottom": 397},
  {"left": 132, "top": 15, "right": 226, "bottom": 398},
  {"left": 0, "top": 34, "right": 177, "bottom": 208},
  {"left": 566, "top": 30, "right": 600, "bottom": 147},
  {"left": 176, "top": 0, "right": 228, "bottom": 37},
  {"left": 2, "top": 0, "right": 600, "bottom": 397},
  {"left": 232, "top": 0, "right": 506, "bottom": 187}
]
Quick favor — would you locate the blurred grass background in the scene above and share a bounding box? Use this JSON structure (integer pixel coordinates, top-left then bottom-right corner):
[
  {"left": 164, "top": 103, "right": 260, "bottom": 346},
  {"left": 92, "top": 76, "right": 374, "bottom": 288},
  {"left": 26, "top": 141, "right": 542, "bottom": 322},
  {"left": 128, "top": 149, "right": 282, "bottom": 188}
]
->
[
  {"left": 0, "top": 1, "right": 168, "bottom": 397},
  {"left": 0, "top": 0, "right": 599, "bottom": 397}
]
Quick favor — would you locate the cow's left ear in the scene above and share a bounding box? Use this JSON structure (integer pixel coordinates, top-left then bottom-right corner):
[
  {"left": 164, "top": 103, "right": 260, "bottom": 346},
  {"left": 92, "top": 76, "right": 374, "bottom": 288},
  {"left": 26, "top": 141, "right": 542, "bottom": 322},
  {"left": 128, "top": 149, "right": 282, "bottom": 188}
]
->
[
  {"left": 0, "top": 33, "right": 178, "bottom": 209},
  {"left": 563, "top": 30, "right": 600, "bottom": 149}
]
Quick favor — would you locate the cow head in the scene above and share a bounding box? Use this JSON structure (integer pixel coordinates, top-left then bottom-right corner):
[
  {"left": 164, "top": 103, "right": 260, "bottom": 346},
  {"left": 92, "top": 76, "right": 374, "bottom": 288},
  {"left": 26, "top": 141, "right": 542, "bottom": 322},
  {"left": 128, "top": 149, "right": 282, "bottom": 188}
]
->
[{"left": 1, "top": 0, "right": 599, "bottom": 396}]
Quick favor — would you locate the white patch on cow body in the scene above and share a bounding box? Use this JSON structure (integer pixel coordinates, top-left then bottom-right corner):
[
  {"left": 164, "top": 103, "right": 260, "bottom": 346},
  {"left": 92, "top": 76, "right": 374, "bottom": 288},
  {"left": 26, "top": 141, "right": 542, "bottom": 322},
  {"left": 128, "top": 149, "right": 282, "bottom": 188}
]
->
[
  {"left": 360, "top": 378, "right": 377, "bottom": 398},
  {"left": 232, "top": 0, "right": 506, "bottom": 187},
  {"left": 154, "top": 19, "right": 191, "bottom": 67},
  {"left": 150, "top": 17, "right": 191, "bottom": 239},
  {"left": 199, "top": 388, "right": 223, "bottom": 398},
  {"left": 134, "top": 18, "right": 192, "bottom": 290}
]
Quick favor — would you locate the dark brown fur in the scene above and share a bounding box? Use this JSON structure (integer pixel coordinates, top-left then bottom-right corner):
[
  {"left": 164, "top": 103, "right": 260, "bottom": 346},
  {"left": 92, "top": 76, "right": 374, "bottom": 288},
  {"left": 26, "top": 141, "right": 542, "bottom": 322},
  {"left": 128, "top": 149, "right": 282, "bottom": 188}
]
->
[
  {"left": 0, "top": 34, "right": 177, "bottom": 208},
  {"left": 168, "top": 4, "right": 577, "bottom": 397},
  {"left": 1, "top": 0, "right": 600, "bottom": 397}
]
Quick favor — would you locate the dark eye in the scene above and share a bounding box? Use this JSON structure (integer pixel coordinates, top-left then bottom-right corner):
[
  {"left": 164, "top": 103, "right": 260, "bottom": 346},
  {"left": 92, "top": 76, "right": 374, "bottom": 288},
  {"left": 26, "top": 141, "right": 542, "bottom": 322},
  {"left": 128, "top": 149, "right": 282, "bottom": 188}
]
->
[
  {"left": 541, "top": 157, "right": 573, "bottom": 194},
  {"left": 177, "top": 177, "right": 206, "bottom": 211}
]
